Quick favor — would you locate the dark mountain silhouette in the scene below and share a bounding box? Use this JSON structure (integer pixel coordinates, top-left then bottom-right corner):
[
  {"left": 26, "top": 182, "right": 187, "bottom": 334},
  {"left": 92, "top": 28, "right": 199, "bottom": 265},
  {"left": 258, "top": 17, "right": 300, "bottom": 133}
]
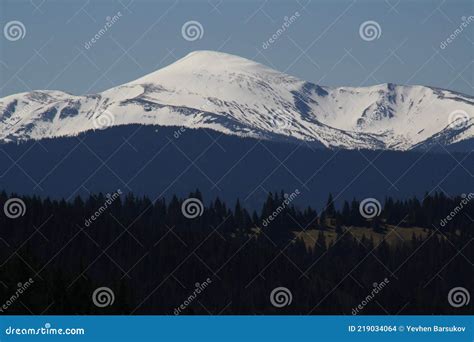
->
[{"left": 0, "top": 125, "right": 472, "bottom": 209}]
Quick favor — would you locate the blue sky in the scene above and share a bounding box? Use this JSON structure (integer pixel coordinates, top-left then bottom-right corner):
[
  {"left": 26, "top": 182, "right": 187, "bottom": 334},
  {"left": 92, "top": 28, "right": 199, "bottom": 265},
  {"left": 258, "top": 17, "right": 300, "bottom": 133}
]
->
[{"left": 0, "top": 0, "right": 472, "bottom": 97}]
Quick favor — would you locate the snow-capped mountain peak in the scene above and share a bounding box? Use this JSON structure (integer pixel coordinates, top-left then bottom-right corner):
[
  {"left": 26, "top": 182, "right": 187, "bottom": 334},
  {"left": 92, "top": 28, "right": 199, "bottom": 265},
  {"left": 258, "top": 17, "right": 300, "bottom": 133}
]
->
[{"left": 0, "top": 50, "right": 472, "bottom": 150}]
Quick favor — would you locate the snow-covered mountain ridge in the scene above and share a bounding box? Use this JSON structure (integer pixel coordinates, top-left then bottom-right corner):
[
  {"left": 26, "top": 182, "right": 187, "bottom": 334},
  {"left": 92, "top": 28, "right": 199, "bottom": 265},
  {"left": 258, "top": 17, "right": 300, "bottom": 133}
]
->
[{"left": 0, "top": 50, "right": 472, "bottom": 150}]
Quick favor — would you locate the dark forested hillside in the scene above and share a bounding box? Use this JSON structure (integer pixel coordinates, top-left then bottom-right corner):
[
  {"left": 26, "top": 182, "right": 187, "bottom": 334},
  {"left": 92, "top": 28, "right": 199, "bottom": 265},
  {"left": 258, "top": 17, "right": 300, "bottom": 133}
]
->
[
  {"left": 0, "top": 125, "right": 473, "bottom": 210},
  {"left": 0, "top": 190, "right": 472, "bottom": 315}
]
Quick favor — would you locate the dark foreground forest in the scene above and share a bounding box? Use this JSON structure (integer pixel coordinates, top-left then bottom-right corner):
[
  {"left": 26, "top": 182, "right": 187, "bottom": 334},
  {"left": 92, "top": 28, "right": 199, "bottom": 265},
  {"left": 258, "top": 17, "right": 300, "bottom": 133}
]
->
[{"left": 0, "top": 190, "right": 472, "bottom": 315}]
